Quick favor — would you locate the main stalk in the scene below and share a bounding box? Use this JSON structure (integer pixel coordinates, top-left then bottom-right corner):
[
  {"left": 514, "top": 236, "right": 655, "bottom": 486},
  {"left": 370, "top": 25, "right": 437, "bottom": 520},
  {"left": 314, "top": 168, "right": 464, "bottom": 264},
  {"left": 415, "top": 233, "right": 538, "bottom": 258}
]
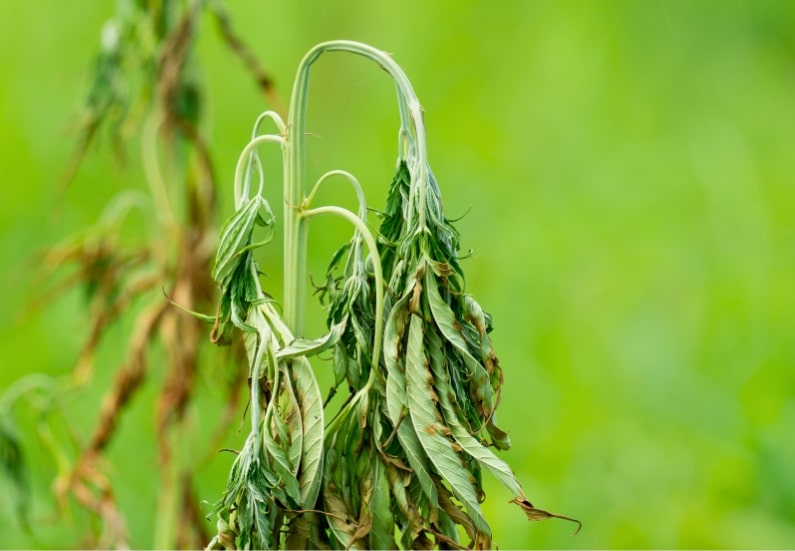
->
[{"left": 282, "top": 40, "right": 427, "bottom": 336}]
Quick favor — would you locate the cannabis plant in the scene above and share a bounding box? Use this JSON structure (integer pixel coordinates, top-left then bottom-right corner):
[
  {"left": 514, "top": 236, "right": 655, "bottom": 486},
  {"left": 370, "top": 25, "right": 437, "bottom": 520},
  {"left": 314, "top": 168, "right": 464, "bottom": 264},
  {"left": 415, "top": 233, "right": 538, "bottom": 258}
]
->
[{"left": 203, "top": 40, "right": 579, "bottom": 550}]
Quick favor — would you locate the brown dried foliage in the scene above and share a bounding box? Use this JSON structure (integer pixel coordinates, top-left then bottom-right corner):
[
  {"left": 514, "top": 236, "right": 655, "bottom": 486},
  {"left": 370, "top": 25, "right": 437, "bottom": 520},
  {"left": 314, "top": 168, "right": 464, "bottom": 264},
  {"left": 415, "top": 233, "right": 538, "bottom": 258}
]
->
[{"left": 32, "top": 1, "right": 284, "bottom": 547}]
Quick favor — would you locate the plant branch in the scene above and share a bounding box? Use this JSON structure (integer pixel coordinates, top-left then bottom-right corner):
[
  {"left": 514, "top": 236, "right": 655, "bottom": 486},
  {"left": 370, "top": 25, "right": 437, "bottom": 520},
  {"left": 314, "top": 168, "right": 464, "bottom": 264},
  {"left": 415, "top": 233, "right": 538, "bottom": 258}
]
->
[
  {"left": 302, "top": 205, "right": 384, "bottom": 378},
  {"left": 283, "top": 40, "right": 428, "bottom": 337}
]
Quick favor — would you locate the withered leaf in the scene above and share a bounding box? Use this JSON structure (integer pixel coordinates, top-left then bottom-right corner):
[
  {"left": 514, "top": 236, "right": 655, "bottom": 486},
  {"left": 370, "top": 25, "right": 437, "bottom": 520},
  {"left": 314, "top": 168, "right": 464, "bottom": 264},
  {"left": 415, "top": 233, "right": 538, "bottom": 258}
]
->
[{"left": 511, "top": 497, "right": 582, "bottom": 535}]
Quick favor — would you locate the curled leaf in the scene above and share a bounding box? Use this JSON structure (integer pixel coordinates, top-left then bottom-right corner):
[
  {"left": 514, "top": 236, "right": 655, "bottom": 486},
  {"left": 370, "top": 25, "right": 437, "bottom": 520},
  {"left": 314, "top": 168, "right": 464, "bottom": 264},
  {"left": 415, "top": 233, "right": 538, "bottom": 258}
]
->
[
  {"left": 511, "top": 497, "right": 582, "bottom": 536},
  {"left": 276, "top": 319, "right": 346, "bottom": 361}
]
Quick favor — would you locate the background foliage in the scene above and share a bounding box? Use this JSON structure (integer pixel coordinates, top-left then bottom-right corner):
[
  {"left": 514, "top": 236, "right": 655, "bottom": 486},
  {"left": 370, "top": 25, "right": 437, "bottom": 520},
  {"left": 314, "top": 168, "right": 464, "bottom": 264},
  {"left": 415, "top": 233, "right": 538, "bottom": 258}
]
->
[{"left": 2, "top": 1, "right": 795, "bottom": 548}]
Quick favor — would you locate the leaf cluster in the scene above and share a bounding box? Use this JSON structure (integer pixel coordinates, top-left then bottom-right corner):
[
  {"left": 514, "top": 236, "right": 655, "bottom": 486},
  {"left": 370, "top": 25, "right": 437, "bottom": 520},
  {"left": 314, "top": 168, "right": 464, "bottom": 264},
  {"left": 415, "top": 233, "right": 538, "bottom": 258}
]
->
[
  {"left": 206, "top": 154, "right": 579, "bottom": 548},
  {"left": 203, "top": 41, "right": 580, "bottom": 550},
  {"left": 206, "top": 193, "right": 326, "bottom": 550},
  {"left": 310, "top": 158, "right": 522, "bottom": 549}
]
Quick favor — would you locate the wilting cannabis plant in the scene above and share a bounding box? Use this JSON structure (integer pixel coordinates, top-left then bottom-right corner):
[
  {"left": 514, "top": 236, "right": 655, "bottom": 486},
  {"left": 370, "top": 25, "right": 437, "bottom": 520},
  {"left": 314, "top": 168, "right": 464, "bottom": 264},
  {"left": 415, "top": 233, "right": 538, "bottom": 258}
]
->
[{"left": 203, "top": 40, "right": 579, "bottom": 550}]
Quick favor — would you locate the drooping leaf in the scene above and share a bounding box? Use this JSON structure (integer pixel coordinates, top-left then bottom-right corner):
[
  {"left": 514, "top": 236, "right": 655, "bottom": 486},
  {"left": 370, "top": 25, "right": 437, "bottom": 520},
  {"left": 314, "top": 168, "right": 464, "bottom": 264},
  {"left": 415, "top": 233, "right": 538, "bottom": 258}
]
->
[
  {"left": 425, "top": 269, "right": 493, "bottom": 418},
  {"left": 350, "top": 454, "right": 375, "bottom": 546},
  {"left": 291, "top": 356, "right": 324, "bottom": 508},
  {"left": 207, "top": 432, "right": 281, "bottom": 550},
  {"left": 324, "top": 482, "right": 359, "bottom": 549},
  {"left": 395, "top": 421, "right": 439, "bottom": 509},
  {"left": 403, "top": 313, "right": 490, "bottom": 537},
  {"left": 378, "top": 161, "right": 412, "bottom": 276},
  {"left": 368, "top": 453, "right": 396, "bottom": 550},
  {"left": 511, "top": 497, "right": 582, "bottom": 535},
  {"left": 262, "top": 414, "right": 301, "bottom": 505},
  {"left": 212, "top": 195, "right": 274, "bottom": 286},
  {"left": 436, "top": 482, "right": 478, "bottom": 547},
  {"left": 276, "top": 319, "right": 346, "bottom": 361},
  {"left": 381, "top": 289, "right": 439, "bottom": 510},
  {"left": 427, "top": 328, "right": 523, "bottom": 497},
  {"left": 383, "top": 291, "right": 411, "bottom": 425},
  {"left": 283, "top": 378, "right": 303, "bottom": 478},
  {"left": 388, "top": 466, "right": 429, "bottom": 549}
]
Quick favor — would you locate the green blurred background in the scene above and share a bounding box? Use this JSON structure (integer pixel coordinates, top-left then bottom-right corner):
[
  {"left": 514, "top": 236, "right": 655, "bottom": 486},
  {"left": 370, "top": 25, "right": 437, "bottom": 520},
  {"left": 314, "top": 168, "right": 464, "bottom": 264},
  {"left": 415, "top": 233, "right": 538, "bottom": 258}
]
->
[{"left": 2, "top": 0, "right": 795, "bottom": 548}]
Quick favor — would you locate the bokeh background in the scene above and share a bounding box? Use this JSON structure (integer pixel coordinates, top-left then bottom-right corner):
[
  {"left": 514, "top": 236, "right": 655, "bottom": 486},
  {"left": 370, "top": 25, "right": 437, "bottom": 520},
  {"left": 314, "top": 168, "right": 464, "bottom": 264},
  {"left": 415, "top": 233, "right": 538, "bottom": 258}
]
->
[{"left": 2, "top": 1, "right": 795, "bottom": 548}]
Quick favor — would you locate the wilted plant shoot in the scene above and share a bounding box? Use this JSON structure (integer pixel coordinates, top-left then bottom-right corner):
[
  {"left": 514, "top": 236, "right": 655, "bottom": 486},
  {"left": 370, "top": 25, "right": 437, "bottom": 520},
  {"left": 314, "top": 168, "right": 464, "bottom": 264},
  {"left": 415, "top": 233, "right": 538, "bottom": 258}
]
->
[{"left": 200, "top": 40, "right": 580, "bottom": 550}]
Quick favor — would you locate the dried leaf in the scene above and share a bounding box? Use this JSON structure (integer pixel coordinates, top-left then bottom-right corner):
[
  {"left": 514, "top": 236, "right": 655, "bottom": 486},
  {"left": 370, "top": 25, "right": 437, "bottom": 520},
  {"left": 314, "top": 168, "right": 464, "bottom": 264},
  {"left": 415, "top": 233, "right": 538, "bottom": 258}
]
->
[{"left": 511, "top": 497, "right": 582, "bottom": 535}]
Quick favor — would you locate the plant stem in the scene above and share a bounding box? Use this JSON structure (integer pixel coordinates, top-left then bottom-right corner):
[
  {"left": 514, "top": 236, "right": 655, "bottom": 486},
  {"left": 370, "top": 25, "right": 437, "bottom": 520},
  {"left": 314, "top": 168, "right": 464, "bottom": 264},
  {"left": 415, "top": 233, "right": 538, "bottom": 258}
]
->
[
  {"left": 302, "top": 205, "right": 385, "bottom": 374},
  {"left": 283, "top": 40, "right": 429, "bottom": 338},
  {"left": 233, "top": 134, "right": 284, "bottom": 208},
  {"left": 305, "top": 170, "right": 367, "bottom": 219}
]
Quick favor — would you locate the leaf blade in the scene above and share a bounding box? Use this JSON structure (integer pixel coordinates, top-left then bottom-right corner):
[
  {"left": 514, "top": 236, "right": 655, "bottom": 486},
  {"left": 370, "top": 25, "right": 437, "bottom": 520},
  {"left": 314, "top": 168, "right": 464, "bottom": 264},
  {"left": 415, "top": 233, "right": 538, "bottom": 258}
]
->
[{"left": 404, "top": 313, "right": 490, "bottom": 537}]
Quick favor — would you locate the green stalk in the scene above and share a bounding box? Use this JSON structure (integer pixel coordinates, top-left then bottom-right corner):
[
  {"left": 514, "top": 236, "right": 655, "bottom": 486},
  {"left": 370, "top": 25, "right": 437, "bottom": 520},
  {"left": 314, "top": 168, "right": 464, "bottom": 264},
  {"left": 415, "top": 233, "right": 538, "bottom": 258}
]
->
[
  {"left": 305, "top": 170, "right": 367, "bottom": 219},
  {"left": 283, "top": 40, "right": 429, "bottom": 337},
  {"left": 233, "top": 134, "right": 285, "bottom": 208},
  {"left": 302, "top": 205, "right": 385, "bottom": 376}
]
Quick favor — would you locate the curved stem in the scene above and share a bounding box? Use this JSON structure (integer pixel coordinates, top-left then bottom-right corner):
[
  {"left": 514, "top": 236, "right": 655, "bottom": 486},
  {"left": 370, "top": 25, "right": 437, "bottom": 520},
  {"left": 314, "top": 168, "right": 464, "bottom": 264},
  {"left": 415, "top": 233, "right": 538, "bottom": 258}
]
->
[
  {"left": 233, "top": 134, "right": 284, "bottom": 208},
  {"left": 305, "top": 170, "right": 367, "bottom": 219},
  {"left": 395, "top": 86, "right": 415, "bottom": 160},
  {"left": 243, "top": 111, "right": 288, "bottom": 200},
  {"left": 284, "top": 40, "right": 429, "bottom": 337},
  {"left": 302, "top": 205, "right": 384, "bottom": 376},
  {"left": 408, "top": 101, "right": 429, "bottom": 232},
  {"left": 252, "top": 110, "right": 287, "bottom": 136}
]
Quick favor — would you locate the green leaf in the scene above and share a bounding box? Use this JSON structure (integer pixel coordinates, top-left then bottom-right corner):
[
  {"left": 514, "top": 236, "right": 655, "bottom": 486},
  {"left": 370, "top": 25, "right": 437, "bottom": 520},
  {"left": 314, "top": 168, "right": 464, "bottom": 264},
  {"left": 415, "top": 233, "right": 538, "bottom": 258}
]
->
[
  {"left": 281, "top": 378, "right": 303, "bottom": 480},
  {"left": 212, "top": 195, "right": 274, "bottom": 286},
  {"left": 404, "top": 313, "right": 491, "bottom": 537},
  {"left": 368, "top": 454, "right": 396, "bottom": 550},
  {"left": 383, "top": 291, "right": 411, "bottom": 425},
  {"left": 262, "top": 414, "right": 301, "bottom": 505},
  {"left": 382, "top": 288, "right": 439, "bottom": 508},
  {"left": 427, "top": 329, "right": 523, "bottom": 497},
  {"left": 276, "top": 319, "right": 346, "bottom": 361},
  {"left": 291, "top": 356, "right": 324, "bottom": 508},
  {"left": 395, "top": 421, "right": 438, "bottom": 508},
  {"left": 388, "top": 466, "right": 427, "bottom": 548},
  {"left": 425, "top": 268, "right": 493, "bottom": 416}
]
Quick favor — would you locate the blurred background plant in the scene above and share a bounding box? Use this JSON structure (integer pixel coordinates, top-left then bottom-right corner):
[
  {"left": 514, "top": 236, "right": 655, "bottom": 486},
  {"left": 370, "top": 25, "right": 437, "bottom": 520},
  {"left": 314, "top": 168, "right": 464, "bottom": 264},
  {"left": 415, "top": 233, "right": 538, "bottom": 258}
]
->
[
  {"left": 1, "top": 1, "right": 795, "bottom": 549},
  {"left": 1, "top": 0, "right": 281, "bottom": 547}
]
